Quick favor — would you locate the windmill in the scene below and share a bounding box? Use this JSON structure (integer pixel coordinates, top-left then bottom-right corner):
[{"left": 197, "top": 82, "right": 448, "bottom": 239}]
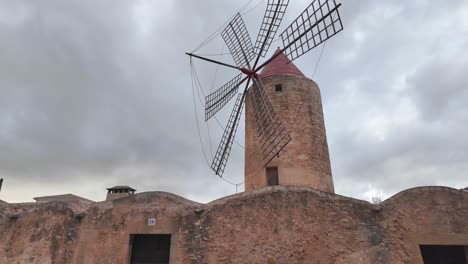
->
[{"left": 187, "top": 0, "right": 343, "bottom": 177}]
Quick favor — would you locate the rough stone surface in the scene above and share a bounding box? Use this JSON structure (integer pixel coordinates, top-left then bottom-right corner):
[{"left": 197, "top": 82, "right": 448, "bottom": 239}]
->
[
  {"left": 1, "top": 186, "right": 467, "bottom": 263},
  {"left": 0, "top": 202, "right": 81, "bottom": 264},
  {"left": 245, "top": 74, "right": 334, "bottom": 192}
]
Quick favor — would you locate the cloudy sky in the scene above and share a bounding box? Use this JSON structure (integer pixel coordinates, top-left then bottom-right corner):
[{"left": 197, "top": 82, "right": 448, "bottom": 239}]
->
[{"left": 0, "top": 0, "right": 467, "bottom": 203}]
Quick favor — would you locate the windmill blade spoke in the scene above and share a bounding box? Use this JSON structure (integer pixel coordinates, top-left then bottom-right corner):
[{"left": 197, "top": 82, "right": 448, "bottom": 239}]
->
[
  {"left": 211, "top": 93, "right": 245, "bottom": 177},
  {"left": 254, "top": 0, "right": 289, "bottom": 58},
  {"left": 280, "top": 0, "right": 343, "bottom": 62},
  {"left": 205, "top": 73, "right": 243, "bottom": 121},
  {"left": 249, "top": 78, "right": 291, "bottom": 166},
  {"left": 221, "top": 13, "right": 256, "bottom": 68}
]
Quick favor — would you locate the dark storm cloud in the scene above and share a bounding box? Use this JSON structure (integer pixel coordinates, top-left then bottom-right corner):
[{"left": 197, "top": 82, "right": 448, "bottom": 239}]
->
[{"left": 0, "top": 0, "right": 466, "bottom": 202}]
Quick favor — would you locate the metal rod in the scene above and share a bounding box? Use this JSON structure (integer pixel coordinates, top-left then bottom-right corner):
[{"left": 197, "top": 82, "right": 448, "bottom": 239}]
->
[
  {"left": 186, "top": 52, "right": 243, "bottom": 71},
  {"left": 254, "top": 3, "right": 342, "bottom": 73},
  {"left": 215, "top": 78, "right": 251, "bottom": 175},
  {"left": 252, "top": 0, "right": 282, "bottom": 70}
]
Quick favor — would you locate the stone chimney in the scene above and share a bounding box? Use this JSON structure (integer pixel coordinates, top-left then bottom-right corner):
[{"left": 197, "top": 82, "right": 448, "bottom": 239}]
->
[{"left": 106, "top": 186, "right": 136, "bottom": 201}]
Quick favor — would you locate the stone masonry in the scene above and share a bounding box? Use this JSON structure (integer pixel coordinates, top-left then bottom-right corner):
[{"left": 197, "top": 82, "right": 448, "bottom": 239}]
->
[{"left": 0, "top": 186, "right": 467, "bottom": 263}]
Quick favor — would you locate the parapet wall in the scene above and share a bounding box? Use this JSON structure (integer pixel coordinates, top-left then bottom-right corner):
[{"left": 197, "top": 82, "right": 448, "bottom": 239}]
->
[{"left": 0, "top": 186, "right": 467, "bottom": 264}]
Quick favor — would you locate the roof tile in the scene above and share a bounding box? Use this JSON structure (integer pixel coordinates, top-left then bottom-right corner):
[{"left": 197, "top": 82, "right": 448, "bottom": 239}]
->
[{"left": 259, "top": 48, "right": 304, "bottom": 78}]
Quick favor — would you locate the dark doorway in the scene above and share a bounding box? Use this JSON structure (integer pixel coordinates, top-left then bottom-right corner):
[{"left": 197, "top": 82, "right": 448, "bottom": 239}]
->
[
  {"left": 420, "top": 245, "right": 467, "bottom": 264},
  {"left": 266, "top": 167, "right": 279, "bottom": 186},
  {"left": 130, "top": 234, "right": 171, "bottom": 264}
]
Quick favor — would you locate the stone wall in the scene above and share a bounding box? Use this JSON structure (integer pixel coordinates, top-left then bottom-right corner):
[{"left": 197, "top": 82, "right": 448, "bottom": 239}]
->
[
  {"left": 0, "top": 186, "right": 467, "bottom": 263},
  {"left": 0, "top": 202, "right": 80, "bottom": 264}
]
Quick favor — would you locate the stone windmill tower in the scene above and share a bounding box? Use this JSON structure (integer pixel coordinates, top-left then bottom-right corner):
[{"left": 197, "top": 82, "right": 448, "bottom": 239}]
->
[{"left": 245, "top": 49, "right": 334, "bottom": 193}]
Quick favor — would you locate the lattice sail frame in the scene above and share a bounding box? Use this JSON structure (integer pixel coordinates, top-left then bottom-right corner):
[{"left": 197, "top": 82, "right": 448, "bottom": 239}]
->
[
  {"left": 211, "top": 93, "right": 245, "bottom": 176},
  {"left": 249, "top": 78, "right": 291, "bottom": 165},
  {"left": 221, "top": 13, "right": 256, "bottom": 68},
  {"left": 204, "top": 74, "right": 242, "bottom": 121},
  {"left": 280, "top": 0, "right": 343, "bottom": 61},
  {"left": 254, "top": 0, "right": 289, "bottom": 57}
]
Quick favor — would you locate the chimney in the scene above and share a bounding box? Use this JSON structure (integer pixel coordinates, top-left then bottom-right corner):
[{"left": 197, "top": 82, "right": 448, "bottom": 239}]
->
[{"left": 106, "top": 185, "right": 136, "bottom": 201}]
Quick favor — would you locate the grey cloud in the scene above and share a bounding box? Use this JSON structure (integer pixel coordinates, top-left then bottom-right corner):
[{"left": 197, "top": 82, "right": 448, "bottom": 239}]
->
[
  {"left": 407, "top": 56, "right": 468, "bottom": 121},
  {"left": 318, "top": 0, "right": 468, "bottom": 199}
]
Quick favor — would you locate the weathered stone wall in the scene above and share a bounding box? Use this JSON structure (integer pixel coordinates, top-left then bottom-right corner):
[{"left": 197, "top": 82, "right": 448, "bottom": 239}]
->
[
  {"left": 245, "top": 75, "right": 334, "bottom": 193},
  {"left": 72, "top": 192, "right": 200, "bottom": 264},
  {"left": 0, "top": 186, "right": 467, "bottom": 264},
  {"left": 379, "top": 187, "right": 468, "bottom": 263},
  {"left": 0, "top": 202, "right": 80, "bottom": 264},
  {"left": 180, "top": 187, "right": 385, "bottom": 263}
]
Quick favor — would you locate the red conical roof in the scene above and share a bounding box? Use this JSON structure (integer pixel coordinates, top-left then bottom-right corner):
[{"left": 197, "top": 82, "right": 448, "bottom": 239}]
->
[{"left": 259, "top": 48, "right": 304, "bottom": 78}]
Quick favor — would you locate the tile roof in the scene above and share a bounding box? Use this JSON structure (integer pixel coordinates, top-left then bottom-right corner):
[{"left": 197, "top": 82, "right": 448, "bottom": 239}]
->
[
  {"left": 259, "top": 48, "right": 304, "bottom": 78},
  {"left": 107, "top": 185, "right": 136, "bottom": 191}
]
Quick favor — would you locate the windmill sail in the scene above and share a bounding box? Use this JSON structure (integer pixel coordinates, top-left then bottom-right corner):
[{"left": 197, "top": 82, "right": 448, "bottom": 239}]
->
[
  {"left": 250, "top": 78, "right": 291, "bottom": 165},
  {"left": 221, "top": 13, "right": 256, "bottom": 68},
  {"left": 253, "top": 0, "right": 289, "bottom": 58},
  {"left": 211, "top": 93, "right": 245, "bottom": 176},
  {"left": 205, "top": 73, "right": 243, "bottom": 121},
  {"left": 280, "top": 0, "right": 343, "bottom": 61}
]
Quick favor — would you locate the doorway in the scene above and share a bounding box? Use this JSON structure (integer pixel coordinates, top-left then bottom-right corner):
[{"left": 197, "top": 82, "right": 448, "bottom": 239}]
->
[
  {"left": 130, "top": 234, "right": 171, "bottom": 264},
  {"left": 420, "top": 245, "right": 467, "bottom": 264},
  {"left": 266, "top": 167, "right": 279, "bottom": 186}
]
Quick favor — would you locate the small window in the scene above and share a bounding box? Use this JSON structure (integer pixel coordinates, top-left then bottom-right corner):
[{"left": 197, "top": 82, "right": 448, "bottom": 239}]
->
[
  {"left": 275, "top": 84, "right": 283, "bottom": 92},
  {"left": 266, "top": 167, "right": 279, "bottom": 186}
]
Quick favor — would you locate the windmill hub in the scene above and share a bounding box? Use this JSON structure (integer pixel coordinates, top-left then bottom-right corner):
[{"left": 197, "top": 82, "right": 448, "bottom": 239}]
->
[{"left": 240, "top": 68, "right": 259, "bottom": 79}]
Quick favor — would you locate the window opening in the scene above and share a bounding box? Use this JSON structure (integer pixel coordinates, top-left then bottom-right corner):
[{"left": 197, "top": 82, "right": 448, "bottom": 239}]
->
[{"left": 275, "top": 84, "right": 283, "bottom": 92}]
